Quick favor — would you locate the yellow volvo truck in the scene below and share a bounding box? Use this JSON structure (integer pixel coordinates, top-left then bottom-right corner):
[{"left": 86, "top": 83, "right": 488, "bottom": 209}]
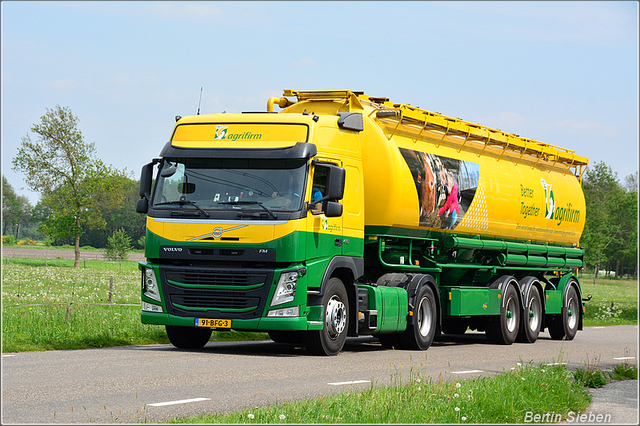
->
[{"left": 136, "top": 90, "right": 589, "bottom": 355}]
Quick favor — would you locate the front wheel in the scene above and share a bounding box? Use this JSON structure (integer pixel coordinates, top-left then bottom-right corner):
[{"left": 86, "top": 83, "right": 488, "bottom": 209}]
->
[
  {"left": 398, "top": 285, "right": 437, "bottom": 350},
  {"left": 304, "top": 278, "right": 349, "bottom": 356},
  {"left": 166, "top": 325, "right": 212, "bottom": 349},
  {"left": 549, "top": 285, "right": 580, "bottom": 340}
]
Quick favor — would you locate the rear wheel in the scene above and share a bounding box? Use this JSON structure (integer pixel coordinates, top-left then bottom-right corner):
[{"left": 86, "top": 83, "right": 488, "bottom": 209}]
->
[
  {"left": 549, "top": 285, "right": 580, "bottom": 340},
  {"left": 304, "top": 278, "right": 349, "bottom": 356},
  {"left": 166, "top": 325, "right": 212, "bottom": 349},
  {"left": 517, "top": 285, "right": 543, "bottom": 343},
  {"left": 398, "top": 285, "right": 437, "bottom": 350},
  {"left": 485, "top": 283, "right": 520, "bottom": 345}
]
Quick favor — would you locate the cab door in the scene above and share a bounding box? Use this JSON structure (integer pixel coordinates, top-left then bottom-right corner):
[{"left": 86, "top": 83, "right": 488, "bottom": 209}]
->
[{"left": 306, "top": 161, "right": 344, "bottom": 262}]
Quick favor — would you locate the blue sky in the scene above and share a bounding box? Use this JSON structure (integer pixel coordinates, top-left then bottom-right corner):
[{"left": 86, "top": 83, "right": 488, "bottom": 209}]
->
[{"left": 2, "top": 1, "right": 638, "bottom": 205}]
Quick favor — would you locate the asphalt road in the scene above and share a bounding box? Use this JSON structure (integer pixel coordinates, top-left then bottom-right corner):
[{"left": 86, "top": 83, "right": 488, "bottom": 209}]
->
[{"left": 2, "top": 325, "right": 637, "bottom": 424}]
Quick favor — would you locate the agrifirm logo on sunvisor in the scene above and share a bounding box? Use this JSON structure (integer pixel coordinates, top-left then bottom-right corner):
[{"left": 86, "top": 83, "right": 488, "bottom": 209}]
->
[{"left": 215, "top": 125, "right": 262, "bottom": 141}]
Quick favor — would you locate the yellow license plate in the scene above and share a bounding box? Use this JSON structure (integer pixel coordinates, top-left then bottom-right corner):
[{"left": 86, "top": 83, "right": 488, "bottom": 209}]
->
[{"left": 195, "top": 318, "right": 231, "bottom": 329}]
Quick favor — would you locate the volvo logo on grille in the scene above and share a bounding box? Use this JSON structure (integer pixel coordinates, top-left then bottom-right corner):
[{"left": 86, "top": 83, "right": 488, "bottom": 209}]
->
[
  {"left": 188, "top": 224, "right": 248, "bottom": 241},
  {"left": 163, "top": 247, "right": 183, "bottom": 252}
]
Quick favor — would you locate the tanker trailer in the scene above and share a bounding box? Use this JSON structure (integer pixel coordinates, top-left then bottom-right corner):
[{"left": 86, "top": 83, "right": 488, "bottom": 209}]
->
[{"left": 137, "top": 89, "right": 588, "bottom": 355}]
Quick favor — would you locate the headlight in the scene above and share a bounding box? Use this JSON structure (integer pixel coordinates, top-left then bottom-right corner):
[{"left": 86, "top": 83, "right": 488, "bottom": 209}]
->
[
  {"left": 143, "top": 267, "right": 161, "bottom": 302},
  {"left": 271, "top": 271, "right": 298, "bottom": 306}
]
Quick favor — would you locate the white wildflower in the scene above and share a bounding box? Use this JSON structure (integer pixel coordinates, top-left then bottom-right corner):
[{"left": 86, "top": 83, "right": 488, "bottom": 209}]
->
[
  {"left": 455, "top": 382, "right": 461, "bottom": 388},
  {"left": 462, "top": 416, "right": 467, "bottom": 421},
  {"left": 454, "top": 393, "right": 459, "bottom": 398},
  {"left": 279, "top": 414, "right": 286, "bottom": 420},
  {"left": 247, "top": 414, "right": 254, "bottom": 420},
  {"left": 455, "top": 407, "right": 460, "bottom": 412}
]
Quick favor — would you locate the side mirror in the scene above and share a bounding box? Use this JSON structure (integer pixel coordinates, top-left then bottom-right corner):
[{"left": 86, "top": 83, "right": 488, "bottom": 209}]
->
[
  {"left": 324, "top": 201, "right": 343, "bottom": 218},
  {"left": 139, "top": 162, "right": 154, "bottom": 199},
  {"left": 136, "top": 198, "right": 148, "bottom": 214},
  {"left": 326, "top": 166, "right": 345, "bottom": 200}
]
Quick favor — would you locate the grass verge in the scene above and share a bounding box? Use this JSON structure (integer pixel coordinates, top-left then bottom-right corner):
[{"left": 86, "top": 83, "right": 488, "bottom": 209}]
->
[
  {"left": 2, "top": 258, "right": 636, "bottom": 352},
  {"left": 580, "top": 276, "right": 638, "bottom": 326},
  {"left": 168, "top": 361, "right": 593, "bottom": 424},
  {"left": 2, "top": 259, "right": 267, "bottom": 352}
]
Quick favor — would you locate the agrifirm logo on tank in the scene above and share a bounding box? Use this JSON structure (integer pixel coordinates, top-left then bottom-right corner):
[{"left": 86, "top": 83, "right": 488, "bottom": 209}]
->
[
  {"left": 214, "top": 125, "right": 262, "bottom": 141},
  {"left": 540, "top": 178, "right": 581, "bottom": 226}
]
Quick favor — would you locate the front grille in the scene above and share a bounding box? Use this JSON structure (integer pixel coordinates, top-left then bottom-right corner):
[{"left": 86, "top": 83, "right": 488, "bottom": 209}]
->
[
  {"left": 160, "top": 266, "right": 273, "bottom": 319},
  {"left": 165, "top": 271, "right": 266, "bottom": 286},
  {"left": 171, "top": 292, "right": 260, "bottom": 309}
]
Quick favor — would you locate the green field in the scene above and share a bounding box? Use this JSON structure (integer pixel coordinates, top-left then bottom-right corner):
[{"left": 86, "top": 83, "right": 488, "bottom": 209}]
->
[{"left": 2, "top": 256, "right": 637, "bottom": 352}]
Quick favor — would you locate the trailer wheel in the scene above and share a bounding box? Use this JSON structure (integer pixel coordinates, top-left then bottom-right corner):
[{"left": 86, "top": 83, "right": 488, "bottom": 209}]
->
[
  {"left": 549, "top": 284, "right": 580, "bottom": 341},
  {"left": 516, "top": 285, "right": 542, "bottom": 343},
  {"left": 398, "top": 285, "right": 437, "bottom": 350},
  {"left": 165, "top": 325, "right": 212, "bottom": 349},
  {"left": 268, "top": 331, "right": 303, "bottom": 345},
  {"left": 485, "top": 283, "right": 520, "bottom": 345},
  {"left": 304, "top": 277, "right": 349, "bottom": 356}
]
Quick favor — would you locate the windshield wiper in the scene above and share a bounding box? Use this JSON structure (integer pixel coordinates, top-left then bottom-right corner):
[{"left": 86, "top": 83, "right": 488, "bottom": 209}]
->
[
  {"left": 218, "top": 201, "right": 278, "bottom": 219},
  {"left": 155, "top": 198, "right": 210, "bottom": 217}
]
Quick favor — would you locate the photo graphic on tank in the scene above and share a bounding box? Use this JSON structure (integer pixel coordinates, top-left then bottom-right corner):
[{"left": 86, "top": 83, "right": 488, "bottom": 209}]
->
[{"left": 399, "top": 148, "right": 480, "bottom": 230}]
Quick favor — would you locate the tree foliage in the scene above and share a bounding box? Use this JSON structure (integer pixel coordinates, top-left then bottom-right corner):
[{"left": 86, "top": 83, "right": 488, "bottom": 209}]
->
[
  {"left": 105, "top": 228, "right": 133, "bottom": 261},
  {"left": 2, "top": 175, "right": 33, "bottom": 238},
  {"left": 11, "top": 105, "right": 129, "bottom": 267},
  {"left": 79, "top": 176, "right": 146, "bottom": 249},
  {"left": 581, "top": 162, "right": 638, "bottom": 278}
]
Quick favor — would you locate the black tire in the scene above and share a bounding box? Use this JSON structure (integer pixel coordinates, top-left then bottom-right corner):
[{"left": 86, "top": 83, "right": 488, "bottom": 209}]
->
[
  {"left": 549, "top": 285, "right": 580, "bottom": 341},
  {"left": 268, "top": 331, "right": 303, "bottom": 345},
  {"left": 397, "top": 285, "right": 437, "bottom": 350},
  {"left": 516, "top": 285, "right": 543, "bottom": 343},
  {"left": 166, "top": 325, "right": 212, "bottom": 349},
  {"left": 304, "top": 277, "right": 349, "bottom": 356},
  {"left": 485, "top": 283, "right": 520, "bottom": 345}
]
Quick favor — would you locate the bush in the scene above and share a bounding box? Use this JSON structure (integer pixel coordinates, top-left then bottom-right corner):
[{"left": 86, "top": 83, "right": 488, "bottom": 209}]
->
[
  {"left": 17, "top": 238, "right": 37, "bottom": 246},
  {"left": 3, "top": 235, "right": 18, "bottom": 245},
  {"left": 104, "top": 229, "right": 132, "bottom": 261}
]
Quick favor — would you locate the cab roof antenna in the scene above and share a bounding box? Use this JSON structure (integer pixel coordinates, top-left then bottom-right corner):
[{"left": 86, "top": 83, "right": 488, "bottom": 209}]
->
[{"left": 197, "top": 87, "right": 203, "bottom": 115}]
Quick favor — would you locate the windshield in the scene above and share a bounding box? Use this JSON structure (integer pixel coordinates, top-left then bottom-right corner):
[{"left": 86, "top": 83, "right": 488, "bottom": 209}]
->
[{"left": 151, "top": 158, "right": 308, "bottom": 213}]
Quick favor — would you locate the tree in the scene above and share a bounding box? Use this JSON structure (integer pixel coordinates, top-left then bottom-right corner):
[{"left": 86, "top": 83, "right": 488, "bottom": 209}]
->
[
  {"left": 105, "top": 228, "right": 133, "bottom": 261},
  {"left": 12, "top": 105, "right": 128, "bottom": 268},
  {"left": 79, "top": 176, "right": 146, "bottom": 249},
  {"left": 2, "top": 175, "right": 33, "bottom": 238},
  {"left": 581, "top": 162, "right": 638, "bottom": 279}
]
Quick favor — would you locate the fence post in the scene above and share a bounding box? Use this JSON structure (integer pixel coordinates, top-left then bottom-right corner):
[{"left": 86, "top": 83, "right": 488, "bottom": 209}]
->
[{"left": 109, "top": 276, "right": 113, "bottom": 302}]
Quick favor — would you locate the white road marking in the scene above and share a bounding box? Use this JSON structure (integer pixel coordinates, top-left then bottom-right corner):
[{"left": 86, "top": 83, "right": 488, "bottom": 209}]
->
[
  {"left": 544, "top": 362, "right": 567, "bottom": 366},
  {"left": 613, "top": 357, "right": 636, "bottom": 360},
  {"left": 328, "top": 380, "right": 370, "bottom": 386},
  {"left": 2, "top": 354, "right": 16, "bottom": 357},
  {"left": 451, "top": 370, "right": 483, "bottom": 374},
  {"left": 148, "top": 398, "right": 210, "bottom": 407},
  {"left": 592, "top": 326, "right": 606, "bottom": 329}
]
